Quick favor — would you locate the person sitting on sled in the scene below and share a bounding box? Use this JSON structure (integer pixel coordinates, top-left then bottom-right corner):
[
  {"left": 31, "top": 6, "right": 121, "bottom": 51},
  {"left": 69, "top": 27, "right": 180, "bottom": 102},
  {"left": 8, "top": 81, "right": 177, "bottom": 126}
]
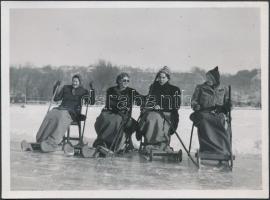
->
[
  {"left": 190, "top": 66, "right": 232, "bottom": 157},
  {"left": 35, "top": 74, "right": 95, "bottom": 152},
  {"left": 136, "top": 66, "right": 181, "bottom": 154},
  {"left": 93, "top": 72, "right": 144, "bottom": 153}
]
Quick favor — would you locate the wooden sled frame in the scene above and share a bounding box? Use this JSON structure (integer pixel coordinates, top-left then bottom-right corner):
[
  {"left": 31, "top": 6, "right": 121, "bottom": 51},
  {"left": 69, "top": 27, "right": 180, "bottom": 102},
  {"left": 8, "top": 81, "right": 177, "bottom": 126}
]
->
[
  {"left": 139, "top": 136, "right": 182, "bottom": 163},
  {"left": 61, "top": 94, "right": 93, "bottom": 154},
  {"left": 195, "top": 149, "right": 235, "bottom": 170}
]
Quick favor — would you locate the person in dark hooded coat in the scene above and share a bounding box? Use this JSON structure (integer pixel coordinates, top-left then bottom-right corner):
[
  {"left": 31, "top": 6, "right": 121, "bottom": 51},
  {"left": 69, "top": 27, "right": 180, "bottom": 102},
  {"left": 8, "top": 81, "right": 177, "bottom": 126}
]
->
[
  {"left": 190, "top": 66, "right": 232, "bottom": 156},
  {"left": 136, "top": 66, "right": 181, "bottom": 153}
]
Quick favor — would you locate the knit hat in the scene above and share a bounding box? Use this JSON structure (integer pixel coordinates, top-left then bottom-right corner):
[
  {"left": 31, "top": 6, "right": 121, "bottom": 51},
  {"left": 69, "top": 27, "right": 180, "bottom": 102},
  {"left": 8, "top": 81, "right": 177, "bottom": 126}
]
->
[
  {"left": 206, "top": 66, "right": 220, "bottom": 85},
  {"left": 158, "top": 66, "right": 171, "bottom": 76}
]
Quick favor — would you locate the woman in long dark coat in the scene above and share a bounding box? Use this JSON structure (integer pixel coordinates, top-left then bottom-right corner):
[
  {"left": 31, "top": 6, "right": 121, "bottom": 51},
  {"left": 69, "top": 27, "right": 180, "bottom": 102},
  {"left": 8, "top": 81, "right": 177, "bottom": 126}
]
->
[
  {"left": 190, "top": 66, "right": 231, "bottom": 156},
  {"left": 93, "top": 73, "right": 143, "bottom": 153},
  {"left": 136, "top": 66, "right": 181, "bottom": 153},
  {"left": 35, "top": 74, "right": 95, "bottom": 152}
]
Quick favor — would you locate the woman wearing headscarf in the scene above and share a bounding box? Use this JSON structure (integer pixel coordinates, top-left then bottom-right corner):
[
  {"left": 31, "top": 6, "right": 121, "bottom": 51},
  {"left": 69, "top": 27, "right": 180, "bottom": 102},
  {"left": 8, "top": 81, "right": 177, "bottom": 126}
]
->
[
  {"left": 93, "top": 72, "right": 143, "bottom": 153},
  {"left": 34, "top": 74, "right": 95, "bottom": 152},
  {"left": 136, "top": 66, "right": 181, "bottom": 153},
  {"left": 190, "top": 66, "right": 231, "bottom": 156}
]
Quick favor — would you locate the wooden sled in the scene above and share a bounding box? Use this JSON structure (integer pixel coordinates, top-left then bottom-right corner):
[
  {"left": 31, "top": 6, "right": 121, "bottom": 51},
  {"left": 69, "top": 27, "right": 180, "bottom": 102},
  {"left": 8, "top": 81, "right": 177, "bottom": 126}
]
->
[{"left": 138, "top": 134, "right": 182, "bottom": 163}]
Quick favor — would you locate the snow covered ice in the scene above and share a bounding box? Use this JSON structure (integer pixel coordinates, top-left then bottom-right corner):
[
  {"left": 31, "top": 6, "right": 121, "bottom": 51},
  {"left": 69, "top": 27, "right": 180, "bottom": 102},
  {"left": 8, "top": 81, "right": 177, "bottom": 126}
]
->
[{"left": 10, "top": 104, "right": 262, "bottom": 190}]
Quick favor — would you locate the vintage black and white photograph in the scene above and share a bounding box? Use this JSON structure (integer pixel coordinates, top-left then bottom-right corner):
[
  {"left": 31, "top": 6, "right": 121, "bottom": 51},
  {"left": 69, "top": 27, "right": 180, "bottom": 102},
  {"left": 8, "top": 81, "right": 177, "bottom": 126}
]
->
[{"left": 1, "top": 1, "right": 269, "bottom": 199}]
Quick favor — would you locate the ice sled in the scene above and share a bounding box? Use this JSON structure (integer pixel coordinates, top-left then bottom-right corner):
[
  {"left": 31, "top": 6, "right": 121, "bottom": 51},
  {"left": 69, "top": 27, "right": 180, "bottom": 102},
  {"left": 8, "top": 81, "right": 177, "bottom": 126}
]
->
[{"left": 138, "top": 136, "right": 182, "bottom": 163}]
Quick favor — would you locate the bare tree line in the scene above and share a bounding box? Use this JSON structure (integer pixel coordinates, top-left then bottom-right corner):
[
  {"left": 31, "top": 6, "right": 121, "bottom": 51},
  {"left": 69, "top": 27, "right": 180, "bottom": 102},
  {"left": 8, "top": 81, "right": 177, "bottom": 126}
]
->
[{"left": 10, "top": 60, "right": 261, "bottom": 107}]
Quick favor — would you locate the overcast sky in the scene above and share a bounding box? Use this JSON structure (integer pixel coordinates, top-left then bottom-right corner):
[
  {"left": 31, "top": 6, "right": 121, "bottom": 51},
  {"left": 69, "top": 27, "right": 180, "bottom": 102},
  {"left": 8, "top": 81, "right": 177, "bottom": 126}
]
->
[{"left": 10, "top": 7, "right": 261, "bottom": 74}]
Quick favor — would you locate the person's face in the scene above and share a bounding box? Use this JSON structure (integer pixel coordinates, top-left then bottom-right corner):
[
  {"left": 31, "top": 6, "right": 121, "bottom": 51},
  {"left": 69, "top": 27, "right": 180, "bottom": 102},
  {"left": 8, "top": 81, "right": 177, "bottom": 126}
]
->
[
  {"left": 72, "top": 77, "right": 80, "bottom": 88},
  {"left": 158, "top": 72, "right": 169, "bottom": 85},
  {"left": 205, "top": 74, "right": 214, "bottom": 86},
  {"left": 119, "top": 76, "right": 130, "bottom": 89}
]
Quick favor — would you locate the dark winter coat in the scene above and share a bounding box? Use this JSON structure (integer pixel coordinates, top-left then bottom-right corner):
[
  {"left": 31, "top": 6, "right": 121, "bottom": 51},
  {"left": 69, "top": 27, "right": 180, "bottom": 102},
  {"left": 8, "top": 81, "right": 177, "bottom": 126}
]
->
[
  {"left": 191, "top": 83, "right": 230, "bottom": 114},
  {"left": 54, "top": 85, "right": 95, "bottom": 121},
  {"left": 145, "top": 82, "right": 181, "bottom": 134},
  {"left": 190, "top": 83, "right": 232, "bottom": 155},
  {"left": 146, "top": 82, "right": 181, "bottom": 111},
  {"left": 105, "top": 86, "right": 143, "bottom": 117}
]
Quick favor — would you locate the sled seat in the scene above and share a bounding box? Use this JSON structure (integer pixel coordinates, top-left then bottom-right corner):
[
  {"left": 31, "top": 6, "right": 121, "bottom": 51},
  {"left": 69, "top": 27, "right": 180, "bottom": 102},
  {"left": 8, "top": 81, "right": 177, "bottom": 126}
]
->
[
  {"left": 62, "top": 120, "right": 83, "bottom": 145},
  {"left": 62, "top": 95, "right": 91, "bottom": 147}
]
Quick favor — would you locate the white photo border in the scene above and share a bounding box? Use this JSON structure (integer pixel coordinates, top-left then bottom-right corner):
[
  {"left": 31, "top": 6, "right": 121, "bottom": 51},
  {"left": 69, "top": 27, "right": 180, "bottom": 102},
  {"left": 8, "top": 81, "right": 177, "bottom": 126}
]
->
[{"left": 1, "top": 1, "right": 269, "bottom": 198}]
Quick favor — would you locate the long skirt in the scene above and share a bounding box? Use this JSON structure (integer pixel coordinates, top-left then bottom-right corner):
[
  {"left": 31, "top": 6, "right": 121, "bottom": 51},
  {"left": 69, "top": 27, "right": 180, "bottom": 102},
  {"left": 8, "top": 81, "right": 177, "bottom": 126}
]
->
[
  {"left": 196, "top": 111, "right": 231, "bottom": 155},
  {"left": 36, "top": 108, "right": 73, "bottom": 152},
  {"left": 94, "top": 110, "right": 127, "bottom": 152},
  {"left": 137, "top": 111, "right": 172, "bottom": 151}
]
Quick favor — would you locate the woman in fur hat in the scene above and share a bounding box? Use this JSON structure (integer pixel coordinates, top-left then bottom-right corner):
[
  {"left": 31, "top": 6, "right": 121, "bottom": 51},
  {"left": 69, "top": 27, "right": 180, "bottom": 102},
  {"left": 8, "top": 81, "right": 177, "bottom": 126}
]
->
[
  {"left": 136, "top": 66, "right": 181, "bottom": 153},
  {"left": 34, "top": 74, "right": 95, "bottom": 152},
  {"left": 93, "top": 72, "right": 144, "bottom": 153},
  {"left": 190, "top": 66, "right": 232, "bottom": 157}
]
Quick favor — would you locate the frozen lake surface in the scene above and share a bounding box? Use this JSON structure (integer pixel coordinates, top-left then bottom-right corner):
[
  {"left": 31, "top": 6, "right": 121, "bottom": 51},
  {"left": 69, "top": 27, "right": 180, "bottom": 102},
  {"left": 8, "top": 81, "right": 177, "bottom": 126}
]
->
[{"left": 10, "top": 104, "right": 262, "bottom": 190}]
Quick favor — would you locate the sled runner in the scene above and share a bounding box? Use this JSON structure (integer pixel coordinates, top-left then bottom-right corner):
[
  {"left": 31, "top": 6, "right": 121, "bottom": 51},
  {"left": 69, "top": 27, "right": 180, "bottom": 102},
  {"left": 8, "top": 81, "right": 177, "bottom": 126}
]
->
[
  {"left": 63, "top": 143, "right": 97, "bottom": 157},
  {"left": 63, "top": 143, "right": 114, "bottom": 158},
  {"left": 96, "top": 145, "right": 114, "bottom": 157},
  {"left": 149, "top": 149, "right": 182, "bottom": 162}
]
